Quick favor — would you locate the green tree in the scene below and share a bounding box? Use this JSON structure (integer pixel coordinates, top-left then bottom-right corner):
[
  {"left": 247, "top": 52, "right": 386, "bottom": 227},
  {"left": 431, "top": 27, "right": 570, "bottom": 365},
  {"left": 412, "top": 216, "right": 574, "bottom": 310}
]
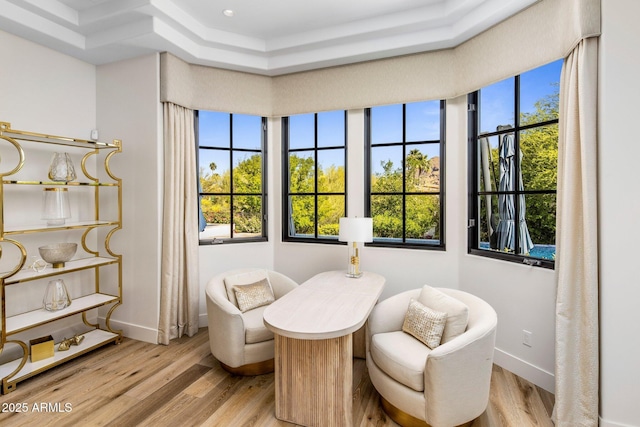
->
[
  {"left": 288, "top": 154, "right": 315, "bottom": 235},
  {"left": 370, "top": 158, "right": 440, "bottom": 240},
  {"left": 199, "top": 153, "right": 263, "bottom": 235},
  {"left": 288, "top": 155, "right": 346, "bottom": 236},
  {"left": 405, "top": 149, "right": 430, "bottom": 190},
  {"left": 232, "top": 154, "right": 263, "bottom": 233},
  {"left": 318, "top": 165, "right": 345, "bottom": 236},
  {"left": 519, "top": 90, "right": 558, "bottom": 245}
]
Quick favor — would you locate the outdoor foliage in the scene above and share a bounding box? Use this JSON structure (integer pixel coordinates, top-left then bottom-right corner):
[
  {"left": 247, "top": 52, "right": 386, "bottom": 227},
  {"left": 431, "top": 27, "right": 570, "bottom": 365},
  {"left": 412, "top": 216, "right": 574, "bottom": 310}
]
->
[
  {"left": 288, "top": 154, "right": 345, "bottom": 236},
  {"left": 519, "top": 91, "right": 558, "bottom": 245},
  {"left": 199, "top": 153, "right": 263, "bottom": 234},
  {"left": 199, "top": 93, "right": 556, "bottom": 245},
  {"left": 371, "top": 149, "right": 440, "bottom": 241}
]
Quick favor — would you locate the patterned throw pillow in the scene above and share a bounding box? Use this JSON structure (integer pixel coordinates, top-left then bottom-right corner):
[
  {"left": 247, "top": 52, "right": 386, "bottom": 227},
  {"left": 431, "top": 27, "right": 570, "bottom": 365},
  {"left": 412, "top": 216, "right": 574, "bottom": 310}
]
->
[
  {"left": 233, "top": 278, "right": 275, "bottom": 312},
  {"left": 402, "top": 298, "right": 447, "bottom": 349}
]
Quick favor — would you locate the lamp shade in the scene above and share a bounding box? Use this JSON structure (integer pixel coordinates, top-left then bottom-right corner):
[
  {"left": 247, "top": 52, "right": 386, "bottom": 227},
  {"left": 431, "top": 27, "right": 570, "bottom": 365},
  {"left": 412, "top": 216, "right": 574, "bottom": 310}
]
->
[{"left": 338, "top": 217, "right": 373, "bottom": 243}]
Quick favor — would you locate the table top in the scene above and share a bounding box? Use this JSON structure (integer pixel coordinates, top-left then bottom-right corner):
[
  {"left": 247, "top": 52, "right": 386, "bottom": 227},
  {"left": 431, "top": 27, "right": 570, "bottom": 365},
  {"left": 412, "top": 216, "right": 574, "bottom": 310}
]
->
[{"left": 263, "top": 270, "right": 385, "bottom": 340}]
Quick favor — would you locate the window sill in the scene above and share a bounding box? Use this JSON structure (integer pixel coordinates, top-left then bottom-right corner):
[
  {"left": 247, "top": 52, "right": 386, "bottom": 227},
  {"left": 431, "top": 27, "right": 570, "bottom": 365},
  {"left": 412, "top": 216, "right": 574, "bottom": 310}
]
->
[
  {"left": 366, "top": 240, "right": 445, "bottom": 251},
  {"left": 199, "top": 237, "right": 268, "bottom": 245},
  {"left": 468, "top": 248, "right": 555, "bottom": 269}
]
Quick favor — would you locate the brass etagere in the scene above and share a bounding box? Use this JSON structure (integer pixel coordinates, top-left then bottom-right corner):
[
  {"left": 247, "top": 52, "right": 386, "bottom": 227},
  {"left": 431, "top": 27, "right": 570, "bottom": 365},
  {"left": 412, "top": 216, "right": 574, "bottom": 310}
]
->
[{"left": 0, "top": 122, "right": 123, "bottom": 394}]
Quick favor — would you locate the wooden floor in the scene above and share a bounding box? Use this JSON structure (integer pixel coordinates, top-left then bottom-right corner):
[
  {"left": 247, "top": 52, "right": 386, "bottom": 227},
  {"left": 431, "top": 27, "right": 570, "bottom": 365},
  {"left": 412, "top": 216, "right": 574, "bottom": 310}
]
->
[{"left": 0, "top": 328, "right": 554, "bottom": 427}]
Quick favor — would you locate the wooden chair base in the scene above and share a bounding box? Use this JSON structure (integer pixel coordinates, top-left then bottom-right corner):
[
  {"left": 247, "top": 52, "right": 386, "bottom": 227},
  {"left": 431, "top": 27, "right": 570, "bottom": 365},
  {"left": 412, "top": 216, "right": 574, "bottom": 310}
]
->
[
  {"left": 220, "top": 358, "right": 274, "bottom": 376},
  {"left": 381, "top": 397, "right": 474, "bottom": 427}
]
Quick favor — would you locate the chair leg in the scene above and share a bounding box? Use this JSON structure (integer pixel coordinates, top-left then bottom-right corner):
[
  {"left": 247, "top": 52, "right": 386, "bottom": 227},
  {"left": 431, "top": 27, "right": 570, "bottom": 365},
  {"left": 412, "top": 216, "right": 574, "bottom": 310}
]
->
[
  {"left": 220, "top": 359, "right": 274, "bottom": 376},
  {"left": 381, "top": 397, "right": 429, "bottom": 427},
  {"left": 380, "top": 397, "right": 475, "bottom": 427}
]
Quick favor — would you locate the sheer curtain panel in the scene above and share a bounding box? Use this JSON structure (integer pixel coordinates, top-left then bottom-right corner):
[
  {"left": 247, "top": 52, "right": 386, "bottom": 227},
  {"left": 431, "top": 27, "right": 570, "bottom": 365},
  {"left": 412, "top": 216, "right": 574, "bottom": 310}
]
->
[
  {"left": 554, "top": 37, "right": 599, "bottom": 426},
  {"left": 158, "top": 102, "right": 200, "bottom": 345}
]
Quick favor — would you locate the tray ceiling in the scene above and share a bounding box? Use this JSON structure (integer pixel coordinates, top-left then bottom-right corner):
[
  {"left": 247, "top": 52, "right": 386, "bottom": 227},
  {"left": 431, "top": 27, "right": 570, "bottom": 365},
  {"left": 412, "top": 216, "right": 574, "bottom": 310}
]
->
[{"left": 0, "top": 0, "right": 538, "bottom": 75}]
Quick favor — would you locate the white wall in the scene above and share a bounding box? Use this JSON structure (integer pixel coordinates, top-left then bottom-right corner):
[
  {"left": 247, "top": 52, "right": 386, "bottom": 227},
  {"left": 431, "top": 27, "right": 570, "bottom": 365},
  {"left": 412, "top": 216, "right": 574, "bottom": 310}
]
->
[
  {"left": 0, "top": 30, "right": 164, "bottom": 346},
  {"left": 0, "top": 29, "right": 100, "bottom": 349},
  {"left": 0, "top": 31, "right": 95, "bottom": 137},
  {"left": 452, "top": 90, "right": 556, "bottom": 393},
  {"left": 599, "top": 0, "right": 640, "bottom": 425},
  {"left": 96, "top": 54, "right": 163, "bottom": 343}
]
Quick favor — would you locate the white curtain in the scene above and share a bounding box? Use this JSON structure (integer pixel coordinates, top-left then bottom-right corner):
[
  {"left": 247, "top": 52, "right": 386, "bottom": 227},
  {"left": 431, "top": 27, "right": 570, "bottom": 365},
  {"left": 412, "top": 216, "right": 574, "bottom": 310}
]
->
[
  {"left": 158, "top": 102, "right": 200, "bottom": 345},
  {"left": 554, "top": 37, "right": 599, "bottom": 426}
]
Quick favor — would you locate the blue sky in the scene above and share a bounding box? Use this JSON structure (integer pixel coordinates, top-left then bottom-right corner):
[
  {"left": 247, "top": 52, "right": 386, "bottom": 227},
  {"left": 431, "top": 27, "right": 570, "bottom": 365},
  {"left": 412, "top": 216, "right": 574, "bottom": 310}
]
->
[
  {"left": 198, "top": 112, "right": 262, "bottom": 177},
  {"left": 480, "top": 59, "right": 562, "bottom": 133},
  {"left": 371, "top": 100, "right": 440, "bottom": 144}
]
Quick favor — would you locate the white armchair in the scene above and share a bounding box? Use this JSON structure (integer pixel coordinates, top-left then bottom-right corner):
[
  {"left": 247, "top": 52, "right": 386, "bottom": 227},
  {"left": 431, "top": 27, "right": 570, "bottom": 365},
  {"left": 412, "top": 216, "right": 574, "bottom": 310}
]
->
[
  {"left": 205, "top": 268, "right": 298, "bottom": 375},
  {"left": 366, "top": 287, "right": 497, "bottom": 427}
]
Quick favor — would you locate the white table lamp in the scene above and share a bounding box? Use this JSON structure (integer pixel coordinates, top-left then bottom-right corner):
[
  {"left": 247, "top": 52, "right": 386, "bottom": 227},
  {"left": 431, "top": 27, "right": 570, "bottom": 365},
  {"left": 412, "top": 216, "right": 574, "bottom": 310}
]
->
[{"left": 338, "top": 217, "right": 373, "bottom": 278}]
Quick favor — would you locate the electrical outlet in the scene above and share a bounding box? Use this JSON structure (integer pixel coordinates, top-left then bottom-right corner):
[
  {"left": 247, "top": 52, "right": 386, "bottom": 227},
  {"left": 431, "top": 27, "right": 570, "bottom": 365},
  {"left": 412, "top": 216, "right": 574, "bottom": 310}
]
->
[{"left": 523, "top": 330, "right": 533, "bottom": 347}]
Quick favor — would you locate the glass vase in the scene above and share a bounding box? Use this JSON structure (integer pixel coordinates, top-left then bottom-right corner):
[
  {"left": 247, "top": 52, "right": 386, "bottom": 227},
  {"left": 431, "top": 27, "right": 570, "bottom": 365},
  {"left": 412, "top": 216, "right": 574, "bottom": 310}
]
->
[
  {"left": 41, "top": 187, "right": 71, "bottom": 226},
  {"left": 48, "top": 152, "right": 76, "bottom": 182},
  {"left": 43, "top": 279, "right": 71, "bottom": 311}
]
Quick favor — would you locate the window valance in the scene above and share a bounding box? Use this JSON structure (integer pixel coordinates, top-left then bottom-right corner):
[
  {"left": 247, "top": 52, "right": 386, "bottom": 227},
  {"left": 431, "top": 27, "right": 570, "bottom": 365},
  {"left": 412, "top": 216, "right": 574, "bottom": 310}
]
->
[{"left": 160, "top": 0, "right": 600, "bottom": 117}]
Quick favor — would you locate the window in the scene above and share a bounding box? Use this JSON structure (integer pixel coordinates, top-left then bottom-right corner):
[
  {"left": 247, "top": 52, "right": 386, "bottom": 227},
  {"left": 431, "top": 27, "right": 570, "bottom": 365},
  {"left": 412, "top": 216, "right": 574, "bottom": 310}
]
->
[
  {"left": 365, "top": 100, "right": 445, "bottom": 248},
  {"left": 467, "top": 60, "right": 561, "bottom": 268},
  {"left": 282, "top": 110, "right": 346, "bottom": 242},
  {"left": 197, "top": 111, "right": 267, "bottom": 243}
]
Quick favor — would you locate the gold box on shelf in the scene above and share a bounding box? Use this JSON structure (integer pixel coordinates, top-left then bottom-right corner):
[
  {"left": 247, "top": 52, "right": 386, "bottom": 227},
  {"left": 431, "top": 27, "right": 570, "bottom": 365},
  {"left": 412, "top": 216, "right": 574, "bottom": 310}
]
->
[{"left": 30, "top": 335, "right": 54, "bottom": 362}]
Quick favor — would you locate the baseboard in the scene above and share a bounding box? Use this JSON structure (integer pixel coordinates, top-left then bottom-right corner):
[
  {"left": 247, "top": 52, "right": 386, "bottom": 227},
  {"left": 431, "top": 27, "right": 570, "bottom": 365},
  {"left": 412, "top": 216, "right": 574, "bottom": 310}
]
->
[
  {"left": 99, "top": 316, "right": 158, "bottom": 344},
  {"left": 493, "top": 348, "right": 555, "bottom": 394},
  {"left": 199, "top": 312, "right": 208, "bottom": 328},
  {"left": 599, "top": 416, "right": 637, "bottom": 427}
]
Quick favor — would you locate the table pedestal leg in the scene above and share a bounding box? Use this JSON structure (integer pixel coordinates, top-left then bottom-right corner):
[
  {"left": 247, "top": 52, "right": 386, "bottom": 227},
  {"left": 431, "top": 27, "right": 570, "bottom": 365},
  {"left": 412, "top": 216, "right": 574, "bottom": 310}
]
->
[{"left": 274, "top": 334, "right": 353, "bottom": 427}]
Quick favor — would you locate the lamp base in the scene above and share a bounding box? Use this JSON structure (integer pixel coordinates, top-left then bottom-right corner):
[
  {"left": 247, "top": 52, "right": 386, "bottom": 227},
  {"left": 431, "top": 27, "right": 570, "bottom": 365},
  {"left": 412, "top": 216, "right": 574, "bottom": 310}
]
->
[{"left": 346, "top": 242, "right": 362, "bottom": 278}]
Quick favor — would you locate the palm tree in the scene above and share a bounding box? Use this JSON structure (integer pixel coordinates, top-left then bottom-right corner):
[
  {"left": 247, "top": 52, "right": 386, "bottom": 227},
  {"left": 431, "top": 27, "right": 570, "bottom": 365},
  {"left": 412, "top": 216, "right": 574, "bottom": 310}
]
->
[{"left": 406, "top": 149, "right": 429, "bottom": 185}]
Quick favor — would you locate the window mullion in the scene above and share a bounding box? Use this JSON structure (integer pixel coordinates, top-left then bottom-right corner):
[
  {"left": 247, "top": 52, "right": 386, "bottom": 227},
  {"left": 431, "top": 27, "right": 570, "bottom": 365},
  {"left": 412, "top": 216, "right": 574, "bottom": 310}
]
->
[
  {"left": 514, "top": 75, "right": 521, "bottom": 255},
  {"left": 402, "top": 103, "right": 407, "bottom": 243},
  {"left": 314, "top": 113, "right": 319, "bottom": 239},
  {"left": 229, "top": 114, "right": 234, "bottom": 239}
]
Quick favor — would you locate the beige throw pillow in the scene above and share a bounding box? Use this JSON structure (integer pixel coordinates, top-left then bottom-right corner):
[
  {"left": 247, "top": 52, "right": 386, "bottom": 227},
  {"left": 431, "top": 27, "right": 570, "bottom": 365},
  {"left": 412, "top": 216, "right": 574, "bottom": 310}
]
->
[
  {"left": 418, "top": 285, "right": 469, "bottom": 343},
  {"left": 233, "top": 278, "right": 275, "bottom": 312},
  {"left": 402, "top": 298, "right": 447, "bottom": 349}
]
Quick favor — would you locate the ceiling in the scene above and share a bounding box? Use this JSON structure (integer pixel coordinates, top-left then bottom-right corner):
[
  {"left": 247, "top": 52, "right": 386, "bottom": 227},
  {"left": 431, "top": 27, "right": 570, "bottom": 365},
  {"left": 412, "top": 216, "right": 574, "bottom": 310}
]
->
[{"left": 0, "top": 0, "right": 537, "bottom": 76}]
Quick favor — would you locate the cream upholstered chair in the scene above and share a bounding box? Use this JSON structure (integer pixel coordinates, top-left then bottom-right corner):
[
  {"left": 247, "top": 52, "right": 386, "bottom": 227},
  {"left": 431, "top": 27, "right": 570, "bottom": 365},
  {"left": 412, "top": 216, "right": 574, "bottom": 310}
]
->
[
  {"left": 366, "top": 286, "right": 497, "bottom": 427},
  {"left": 205, "top": 268, "right": 298, "bottom": 375}
]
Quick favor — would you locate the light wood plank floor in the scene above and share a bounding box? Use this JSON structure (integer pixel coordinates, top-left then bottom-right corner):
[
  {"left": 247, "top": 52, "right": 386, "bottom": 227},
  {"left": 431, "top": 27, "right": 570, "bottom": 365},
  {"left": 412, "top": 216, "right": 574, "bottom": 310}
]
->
[{"left": 0, "top": 328, "right": 554, "bottom": 426}]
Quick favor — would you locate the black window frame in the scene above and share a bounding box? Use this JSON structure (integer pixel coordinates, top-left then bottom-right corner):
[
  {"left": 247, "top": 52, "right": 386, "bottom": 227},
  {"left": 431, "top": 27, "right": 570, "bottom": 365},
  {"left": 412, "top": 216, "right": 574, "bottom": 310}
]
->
[
  {"left": 282, "top": 111, "right": 348, "bottom": 244},
  {"left": 364, "top": 100, "right": 446, "bottom": 250},
  {"left": 467, "top": 73, "right": 557, "bottom": 269},
  {"left": 196, "top": 110, "right": 268, "bottom": 245}
]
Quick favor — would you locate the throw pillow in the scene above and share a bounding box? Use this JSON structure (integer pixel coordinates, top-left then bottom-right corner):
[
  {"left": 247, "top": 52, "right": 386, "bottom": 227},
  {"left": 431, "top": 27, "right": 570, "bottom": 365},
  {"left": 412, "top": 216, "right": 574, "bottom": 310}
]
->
[
  {"left": 402, "top": 298, "right": 447, "bottom": 349},
  {"left": 417, "top": 285, "right": 469, "bottom": 343},
  {"left": 233, "top": 278, "right": 275, "bottom": 312},
  {"left": 224, "top": 269, "right": 271, "bottom": 308}
]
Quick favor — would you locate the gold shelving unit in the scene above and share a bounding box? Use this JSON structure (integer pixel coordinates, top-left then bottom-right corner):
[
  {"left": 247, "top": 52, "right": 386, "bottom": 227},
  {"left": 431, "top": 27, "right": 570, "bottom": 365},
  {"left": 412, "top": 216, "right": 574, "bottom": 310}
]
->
[{"left": 0, "top": 122, "right": 123, "bottom": 394}]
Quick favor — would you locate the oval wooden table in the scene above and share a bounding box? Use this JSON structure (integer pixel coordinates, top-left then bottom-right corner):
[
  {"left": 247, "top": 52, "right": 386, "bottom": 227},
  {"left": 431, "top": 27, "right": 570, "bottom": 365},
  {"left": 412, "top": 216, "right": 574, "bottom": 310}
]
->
[{"left": 263, "top": 270, "right": 385, "bottom": 427}]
